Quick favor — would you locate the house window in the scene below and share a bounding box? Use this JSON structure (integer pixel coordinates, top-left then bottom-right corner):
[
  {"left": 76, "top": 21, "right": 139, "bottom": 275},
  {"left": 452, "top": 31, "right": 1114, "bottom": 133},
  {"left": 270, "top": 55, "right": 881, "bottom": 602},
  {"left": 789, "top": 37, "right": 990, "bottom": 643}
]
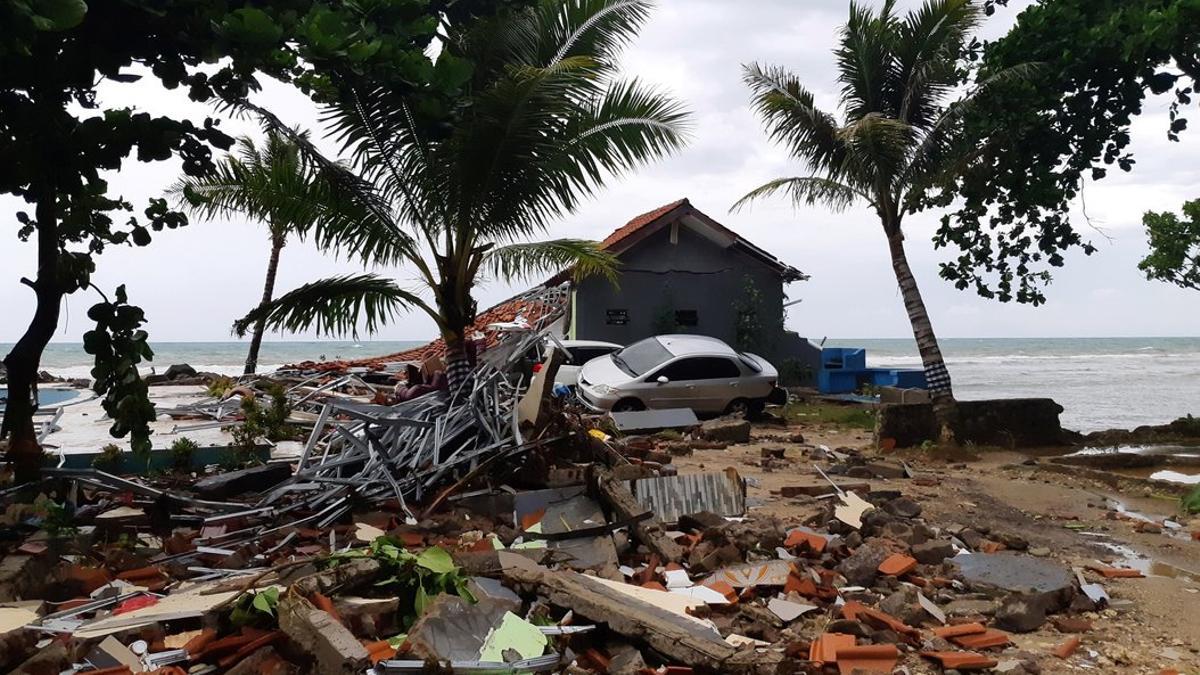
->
[
  {"left": 605, "top": 309, "right": 628, "bottom": 325},
  {"left": 674, "top": 310, "right": 698, "bottom": 327}
]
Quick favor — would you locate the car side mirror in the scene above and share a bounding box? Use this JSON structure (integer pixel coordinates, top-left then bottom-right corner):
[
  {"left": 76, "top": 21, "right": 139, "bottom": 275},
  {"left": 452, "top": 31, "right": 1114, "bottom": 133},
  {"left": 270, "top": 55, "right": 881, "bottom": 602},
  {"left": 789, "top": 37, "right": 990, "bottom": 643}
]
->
[{"left": 656, "top": 376, "right": 669, "bottom": 384}]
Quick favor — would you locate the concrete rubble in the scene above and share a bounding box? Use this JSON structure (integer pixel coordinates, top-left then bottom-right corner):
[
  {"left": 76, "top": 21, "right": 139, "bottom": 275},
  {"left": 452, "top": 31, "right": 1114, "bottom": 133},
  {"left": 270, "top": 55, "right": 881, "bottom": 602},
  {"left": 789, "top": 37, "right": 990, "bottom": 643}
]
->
[{"left": 0, "top": 287, "right": 1191, "bottom": 673}]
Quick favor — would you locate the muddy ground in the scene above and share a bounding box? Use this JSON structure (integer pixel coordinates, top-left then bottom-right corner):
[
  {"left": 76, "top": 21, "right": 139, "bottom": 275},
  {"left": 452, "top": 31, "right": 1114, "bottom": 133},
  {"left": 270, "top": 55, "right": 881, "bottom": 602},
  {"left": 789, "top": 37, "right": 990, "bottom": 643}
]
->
[{"left": 672, "top": 421, "right": 1200, "bottom": 674}]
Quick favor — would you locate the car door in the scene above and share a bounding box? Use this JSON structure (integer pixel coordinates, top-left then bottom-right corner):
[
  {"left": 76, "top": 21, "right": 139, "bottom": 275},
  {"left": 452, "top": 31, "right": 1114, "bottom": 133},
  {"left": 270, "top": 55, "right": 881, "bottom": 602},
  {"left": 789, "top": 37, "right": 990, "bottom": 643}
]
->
[
  {"left": 687, "top": 357, "right": 745, "bottom": 412},
  {"left": 642, "top": 357, "right": 706, "bottom": 409}
]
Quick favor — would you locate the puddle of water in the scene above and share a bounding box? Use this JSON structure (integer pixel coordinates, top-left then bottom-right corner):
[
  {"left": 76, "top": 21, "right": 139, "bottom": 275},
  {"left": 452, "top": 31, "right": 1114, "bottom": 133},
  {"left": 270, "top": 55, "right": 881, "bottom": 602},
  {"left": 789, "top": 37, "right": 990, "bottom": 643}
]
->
[
  {"left": 1070, "top": 444, "right": 1200, "bottom": 457},
  {"left": 1148, "top": 469, "right": 1200, "bottom": 485},
  {"left": 1085, "top": 536, "right": 1200, "bottom": 584}
]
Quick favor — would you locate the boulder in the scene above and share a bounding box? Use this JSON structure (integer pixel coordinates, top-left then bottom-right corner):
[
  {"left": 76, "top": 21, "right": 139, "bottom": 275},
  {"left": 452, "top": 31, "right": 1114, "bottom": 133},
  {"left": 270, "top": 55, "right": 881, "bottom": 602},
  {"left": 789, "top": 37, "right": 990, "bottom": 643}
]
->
[
  {"left": 996, "top": 591, "right": 1061, "bottom": 632},
  {"left": 883, "top": 496, "right": 922, "bottom": 519},
  {"left": 163, "top": 364, "right": 197, "bottom": 380}
]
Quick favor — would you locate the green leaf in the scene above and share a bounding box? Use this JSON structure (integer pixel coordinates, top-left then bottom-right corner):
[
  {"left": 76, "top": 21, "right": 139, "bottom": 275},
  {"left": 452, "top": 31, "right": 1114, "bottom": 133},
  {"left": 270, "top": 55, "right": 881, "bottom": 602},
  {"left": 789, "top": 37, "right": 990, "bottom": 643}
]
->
[
  {"left": 414, "top": 584, "right": 430, "bottom": 615},
  {"left": 30, "top": 0, "right": 87, "bottom": 31},
  {"left": 415, "top": 546, "right": 455, "bottom": 574},
  {"left": 221, "top": 8, "right": 284, "bottom": 47},
  {"left": 433, "top": 53, "right": 473, "bottom": 89}
]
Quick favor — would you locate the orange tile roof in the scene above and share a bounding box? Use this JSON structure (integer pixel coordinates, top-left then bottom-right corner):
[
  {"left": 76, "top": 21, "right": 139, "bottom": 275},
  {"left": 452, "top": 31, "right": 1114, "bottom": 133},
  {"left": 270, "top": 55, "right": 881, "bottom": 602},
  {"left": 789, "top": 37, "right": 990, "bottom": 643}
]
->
[
  {"left": 600, "top": 198, "right": 689, "bottom": 249},
  {"left": 286, "top": 295, "right": 557, "bottom": 375}
]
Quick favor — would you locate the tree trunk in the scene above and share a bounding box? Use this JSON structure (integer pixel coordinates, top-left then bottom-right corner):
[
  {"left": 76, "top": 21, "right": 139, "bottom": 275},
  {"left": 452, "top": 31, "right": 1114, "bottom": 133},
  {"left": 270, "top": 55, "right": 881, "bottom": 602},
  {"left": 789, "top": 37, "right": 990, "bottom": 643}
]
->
[
  {"left": 886, "top": 230, "right": 959, "bottom": 444},
  {"left": 443, "top": 337, "right": 474, "bottom": 397},
  {"left": 2, "top": 191, "right": 62, "bottom": 482},
  {"left": 244, "top": 229, "right": 286, "bottom": 375}
]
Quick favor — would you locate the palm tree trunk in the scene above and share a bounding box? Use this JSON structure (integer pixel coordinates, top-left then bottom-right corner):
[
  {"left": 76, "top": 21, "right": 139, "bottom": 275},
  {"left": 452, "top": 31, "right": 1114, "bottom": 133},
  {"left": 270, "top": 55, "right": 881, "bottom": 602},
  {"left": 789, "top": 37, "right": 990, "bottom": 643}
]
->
[
  {"left": 244, "top": 229, "right": 286, "bottom": 375},
  {"left": 887, "top": 230, "right": 960, "bottom": 443},
  {"left": 444, "top": 337, "right": 474, "bottom": 397}
]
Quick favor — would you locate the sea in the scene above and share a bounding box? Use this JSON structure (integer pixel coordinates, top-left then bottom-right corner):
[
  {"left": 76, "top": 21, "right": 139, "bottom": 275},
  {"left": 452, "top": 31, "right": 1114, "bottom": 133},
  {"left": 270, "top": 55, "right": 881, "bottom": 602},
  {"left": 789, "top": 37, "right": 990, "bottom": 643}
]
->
[{"left": 6, "top": 337, "right": 1199, "bottom": 433}]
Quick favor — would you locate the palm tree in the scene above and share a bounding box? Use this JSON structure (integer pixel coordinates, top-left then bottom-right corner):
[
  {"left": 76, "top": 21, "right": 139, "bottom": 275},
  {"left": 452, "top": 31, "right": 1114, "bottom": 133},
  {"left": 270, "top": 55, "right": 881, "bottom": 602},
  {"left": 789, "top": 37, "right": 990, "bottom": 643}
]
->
[
  {"left": 734, "top": 0, "right": 1022, "bottom": 443},
  {"left": 223, "top": 0, "right": 688, "bottom": 393},
  {"left": 171, "top": 130, "right": 326, "bottom": 374}
]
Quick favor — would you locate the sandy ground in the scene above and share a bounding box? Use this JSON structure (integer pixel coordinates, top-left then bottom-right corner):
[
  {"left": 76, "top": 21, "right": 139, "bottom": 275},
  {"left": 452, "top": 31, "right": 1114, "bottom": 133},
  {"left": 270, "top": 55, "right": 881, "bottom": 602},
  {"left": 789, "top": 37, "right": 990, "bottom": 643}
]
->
[{"left": 671, "top": 421, "right": 1200, "bottom": 674}]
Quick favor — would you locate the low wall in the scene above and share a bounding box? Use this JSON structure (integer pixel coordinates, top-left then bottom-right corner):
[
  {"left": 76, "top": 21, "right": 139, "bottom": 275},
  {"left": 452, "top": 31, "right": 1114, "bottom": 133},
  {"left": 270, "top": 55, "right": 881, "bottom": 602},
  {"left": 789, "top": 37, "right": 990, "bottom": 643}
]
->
[{"left": 878, "top": 398, "right": 1067, "bottom": 448}]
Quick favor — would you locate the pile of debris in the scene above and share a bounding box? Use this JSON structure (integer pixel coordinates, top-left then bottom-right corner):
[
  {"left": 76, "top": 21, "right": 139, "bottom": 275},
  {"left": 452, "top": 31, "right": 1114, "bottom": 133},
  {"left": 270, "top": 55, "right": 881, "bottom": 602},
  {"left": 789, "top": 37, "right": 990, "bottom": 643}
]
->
[{"left": 0, "top": 288, "right": 1152, "bottom": 674}]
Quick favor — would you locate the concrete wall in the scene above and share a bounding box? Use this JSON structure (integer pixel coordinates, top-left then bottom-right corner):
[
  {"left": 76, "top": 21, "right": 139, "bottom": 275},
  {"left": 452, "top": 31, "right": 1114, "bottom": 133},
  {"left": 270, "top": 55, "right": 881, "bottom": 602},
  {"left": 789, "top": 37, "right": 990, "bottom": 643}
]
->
[{"left": 877, "top": 398, "right": 1068, "bottom": 448}]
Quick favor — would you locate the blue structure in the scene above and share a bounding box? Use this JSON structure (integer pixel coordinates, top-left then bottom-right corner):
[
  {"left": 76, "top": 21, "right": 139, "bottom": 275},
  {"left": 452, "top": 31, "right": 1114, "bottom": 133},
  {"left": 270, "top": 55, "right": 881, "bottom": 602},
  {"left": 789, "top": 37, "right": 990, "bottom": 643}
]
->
[{"left": 817, "top": 347, "right": 926, "bottom": 394}]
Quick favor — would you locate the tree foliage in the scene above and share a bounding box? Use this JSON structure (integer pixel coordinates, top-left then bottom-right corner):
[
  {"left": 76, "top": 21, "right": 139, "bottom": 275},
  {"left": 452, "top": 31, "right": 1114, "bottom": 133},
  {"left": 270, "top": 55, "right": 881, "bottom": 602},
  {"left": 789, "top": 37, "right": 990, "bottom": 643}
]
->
[
  {"left": 0, "top": 0, "right": 521, "bottom": 459},
  {"left": 931, "top": 0, "right": 1200, "bottom": 304},
  {"left": 231, "top": 0, "right": 687, "bottom": 374},
  {"left": 1140, "top": 198, "right": 1200, "bottom": 291}
]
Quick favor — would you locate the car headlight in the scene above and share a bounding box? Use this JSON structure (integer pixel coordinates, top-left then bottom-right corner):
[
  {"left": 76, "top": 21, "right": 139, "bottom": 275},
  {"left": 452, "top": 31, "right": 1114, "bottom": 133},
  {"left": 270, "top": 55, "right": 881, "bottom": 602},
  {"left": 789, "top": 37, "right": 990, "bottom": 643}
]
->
[{"left": 591, "top": 384, "right": 617, "bottom": 396}]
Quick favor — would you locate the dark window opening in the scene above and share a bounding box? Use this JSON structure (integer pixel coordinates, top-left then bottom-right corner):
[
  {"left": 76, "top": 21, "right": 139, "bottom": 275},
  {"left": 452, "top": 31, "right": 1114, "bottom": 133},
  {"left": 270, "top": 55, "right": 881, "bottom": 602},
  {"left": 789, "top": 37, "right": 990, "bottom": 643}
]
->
[
  {"left": 605, "top": 309, "right": 628, "bottom": 325},
  {"left": 674, "top": 309, "right": 698, "bottom": 327},
  {"left": 652, "top": 356, "right": 741, "bottom": 382}
]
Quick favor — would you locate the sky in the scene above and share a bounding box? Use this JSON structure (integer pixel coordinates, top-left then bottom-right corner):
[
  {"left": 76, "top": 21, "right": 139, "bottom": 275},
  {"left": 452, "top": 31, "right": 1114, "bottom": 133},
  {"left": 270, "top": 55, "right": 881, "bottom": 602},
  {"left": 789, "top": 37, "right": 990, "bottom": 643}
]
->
[{"left": 2, "top": 0, "right": 1198, "bottom": 346}]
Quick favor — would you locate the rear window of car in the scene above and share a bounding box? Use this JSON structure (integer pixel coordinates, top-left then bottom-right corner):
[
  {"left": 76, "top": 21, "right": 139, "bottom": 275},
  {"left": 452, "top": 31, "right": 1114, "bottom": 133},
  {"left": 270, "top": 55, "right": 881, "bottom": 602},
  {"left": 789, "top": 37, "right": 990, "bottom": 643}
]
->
[
  {"left": 612, "top": 338, "right": 673, "bottom": 376},
  {"left": 739, "top": 354, "right": 762, "bottom": 373},
  {"left": 568, "top": 346, "right": 618, "bottom": 363}
]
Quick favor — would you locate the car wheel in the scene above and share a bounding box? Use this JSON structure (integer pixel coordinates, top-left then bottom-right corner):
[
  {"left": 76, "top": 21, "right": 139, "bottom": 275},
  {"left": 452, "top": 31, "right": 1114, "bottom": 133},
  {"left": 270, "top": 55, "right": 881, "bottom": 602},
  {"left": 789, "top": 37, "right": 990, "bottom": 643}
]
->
[
  {"left": 611, "top": 398, "right": 644, "bottom": 413},
  {"left": 725, "top": 398, "right": 751, "bottom": 416}
]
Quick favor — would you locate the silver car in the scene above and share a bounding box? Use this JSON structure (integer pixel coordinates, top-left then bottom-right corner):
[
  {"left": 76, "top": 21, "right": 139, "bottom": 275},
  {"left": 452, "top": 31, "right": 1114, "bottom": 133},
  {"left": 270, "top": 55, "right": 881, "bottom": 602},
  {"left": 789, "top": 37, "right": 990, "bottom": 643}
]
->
[{"left": 576, "top": 334, "right": 779, "bottom": 415}]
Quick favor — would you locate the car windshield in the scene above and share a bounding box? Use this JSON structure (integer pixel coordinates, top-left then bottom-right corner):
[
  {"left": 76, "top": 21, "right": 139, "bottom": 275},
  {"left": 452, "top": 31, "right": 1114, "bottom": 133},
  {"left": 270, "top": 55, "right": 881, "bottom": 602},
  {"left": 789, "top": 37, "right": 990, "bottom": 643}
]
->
[{"left": 611, "top": 338, "right": 673, "bottom": 376}]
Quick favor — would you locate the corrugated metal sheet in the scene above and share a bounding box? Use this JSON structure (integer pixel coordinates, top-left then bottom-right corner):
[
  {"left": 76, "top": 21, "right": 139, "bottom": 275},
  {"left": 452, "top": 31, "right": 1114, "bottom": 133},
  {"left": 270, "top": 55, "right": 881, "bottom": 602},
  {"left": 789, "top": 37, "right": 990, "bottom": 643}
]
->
[{"left": 628, "top": 470, "right": 745, "bottom": 524}]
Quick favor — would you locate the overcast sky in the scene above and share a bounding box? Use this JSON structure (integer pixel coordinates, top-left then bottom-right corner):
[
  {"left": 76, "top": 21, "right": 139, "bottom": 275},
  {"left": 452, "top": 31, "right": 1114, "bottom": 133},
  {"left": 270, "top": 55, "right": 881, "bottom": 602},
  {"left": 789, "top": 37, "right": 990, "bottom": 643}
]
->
[{"left": 2, "top": 0, "right": 1198, "bottom": 345}]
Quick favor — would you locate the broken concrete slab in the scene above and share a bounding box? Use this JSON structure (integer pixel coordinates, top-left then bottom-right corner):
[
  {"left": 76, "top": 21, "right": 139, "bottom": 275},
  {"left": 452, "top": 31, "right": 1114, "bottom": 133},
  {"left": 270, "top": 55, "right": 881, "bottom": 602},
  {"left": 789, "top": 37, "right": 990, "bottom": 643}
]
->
[
  {"left": 407, "top": 594, "right": 509, "bottom": 662},
  {"left": 953, "top": 552, "right": 1075, "bottom": 595},
  {"left": 609, "top": 408, "right": 699, "bottom": 433},
  {"left": 278, "top": 594, "right": 369, "bottom": 674},
  {"left": 697, "top": 417, "right": 751, "bottom": 444}
]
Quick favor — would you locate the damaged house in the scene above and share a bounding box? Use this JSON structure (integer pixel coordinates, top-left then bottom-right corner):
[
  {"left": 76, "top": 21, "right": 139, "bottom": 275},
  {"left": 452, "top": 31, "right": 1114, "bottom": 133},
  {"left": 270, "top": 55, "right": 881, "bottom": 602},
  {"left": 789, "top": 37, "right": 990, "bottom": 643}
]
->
[{"left": 562, "top": 198, "right": 819, "bottom": 384}]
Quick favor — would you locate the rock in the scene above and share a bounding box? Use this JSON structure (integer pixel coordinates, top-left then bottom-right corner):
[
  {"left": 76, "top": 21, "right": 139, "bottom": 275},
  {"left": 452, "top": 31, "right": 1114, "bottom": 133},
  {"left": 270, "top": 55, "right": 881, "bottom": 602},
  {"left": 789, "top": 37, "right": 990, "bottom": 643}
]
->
[
  {"left": 163, "top": 363, "right": 197, "bottom": 380},
  {"left": 913, "top": 539, "right": 956, "bottom": 565},
  {"left": 884, "top": 497, "right": 922, "bottom": 519},
  {"left": 788, "top": 432, "right": 806, "bottom": 443},
  {"left": 678, "top": 511, "right": 726, "bottom": 531},
  {"left": 194, "top": 462, "right": 293, "bottom": 500},
  {"left": 608, "top": 644, "right": 648, "bottom": 675},
  {"left": 996, "top": 591, "right": 1059, "bottom": 632},
  {"left": 959, "top": 529, "right": 985, "bottom": 550},
  {"left": 1029, "top": 547, "right": 1051, "bottom": 557},
  {"left": 878, "top": 587, "right": 929, "bottom": 626},
  {"left": 993, "top": 531, "right": 1029, "bottom": 550},
  {"left": 698, "top": 417, "right": 751, "bottom": 444},
  {"left": 836, "top": 540, "right": 894, "bottom": 586}
]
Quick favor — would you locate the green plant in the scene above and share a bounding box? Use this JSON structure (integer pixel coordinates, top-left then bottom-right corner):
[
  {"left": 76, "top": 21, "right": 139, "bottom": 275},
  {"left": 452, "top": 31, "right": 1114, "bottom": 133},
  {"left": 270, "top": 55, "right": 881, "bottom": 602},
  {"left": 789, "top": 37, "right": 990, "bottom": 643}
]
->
[
  {"left": 227, "top": 0, "right": 689, "bottom": 392},
  {"left": 206, "top": 375, "right": 235, "bottom": 398},
  {"left": 782, "top": 402, "right": 875, "bottom": 431},
  {"left": 734, "top": 275, "right": 783, "bottom": 354},
  {"left": 230, "top": 587, "right": 280, "bottom": 628},
  {"left": 734, "top": 0, "right": 1025, "bottom": 443},
  {"left": 93, "top": 443, "right": 122, "bottom": 471},
  {"left": 329, "top": 539, "right": 474, "bottom": 629},
  {"left": 170, "top": 436, "right": 199, "bottom": 471},
  {"left": 36, "top": 497, "right": 78, "bottom": 539},
  {"left": 1182, "top": 485, "right": 1200, "bottom": 515},
  {"left": 1140, "top": 198, "right": 1200, "bottom": 292}
]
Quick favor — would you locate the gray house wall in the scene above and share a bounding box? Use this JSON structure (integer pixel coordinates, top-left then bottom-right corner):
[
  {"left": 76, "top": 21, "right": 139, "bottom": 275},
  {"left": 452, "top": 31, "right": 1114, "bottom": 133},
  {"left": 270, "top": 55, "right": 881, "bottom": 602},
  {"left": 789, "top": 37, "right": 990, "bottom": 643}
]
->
[{"left": 572, "top": 222, "right": 819, "bottom": 382}]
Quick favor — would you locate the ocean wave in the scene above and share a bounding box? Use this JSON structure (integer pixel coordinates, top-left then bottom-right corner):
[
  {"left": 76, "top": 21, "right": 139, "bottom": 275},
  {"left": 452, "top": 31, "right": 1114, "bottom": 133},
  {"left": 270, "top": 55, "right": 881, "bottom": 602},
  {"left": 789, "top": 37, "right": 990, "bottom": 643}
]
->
[{"left": 41, "top": 363, "right": 287, "bottom": 380}]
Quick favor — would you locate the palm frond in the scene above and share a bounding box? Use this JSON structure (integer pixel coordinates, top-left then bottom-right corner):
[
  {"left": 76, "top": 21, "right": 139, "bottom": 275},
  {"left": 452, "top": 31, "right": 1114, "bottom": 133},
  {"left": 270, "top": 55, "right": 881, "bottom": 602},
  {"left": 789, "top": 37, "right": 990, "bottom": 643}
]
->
[
  {"left": 742, "top": 63, "right": 849, "bottom": 179},
  {"left": 892, "top": 0, "right": 983, "bottom": 126},
  {"left": 732, "top": 176, "right": 866, "bottom": 214},
  {"left": 542, "top": 0, "right": 653, "bottom": 69},
  {"left": 837, "top": 0, "right": 899, "bottom": 121},
  {"left": 482, "top": 239, "right": 620, "bottom": 284},
  {"left": 232, "top": 274, "right": 437, "bottom": 339}
]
